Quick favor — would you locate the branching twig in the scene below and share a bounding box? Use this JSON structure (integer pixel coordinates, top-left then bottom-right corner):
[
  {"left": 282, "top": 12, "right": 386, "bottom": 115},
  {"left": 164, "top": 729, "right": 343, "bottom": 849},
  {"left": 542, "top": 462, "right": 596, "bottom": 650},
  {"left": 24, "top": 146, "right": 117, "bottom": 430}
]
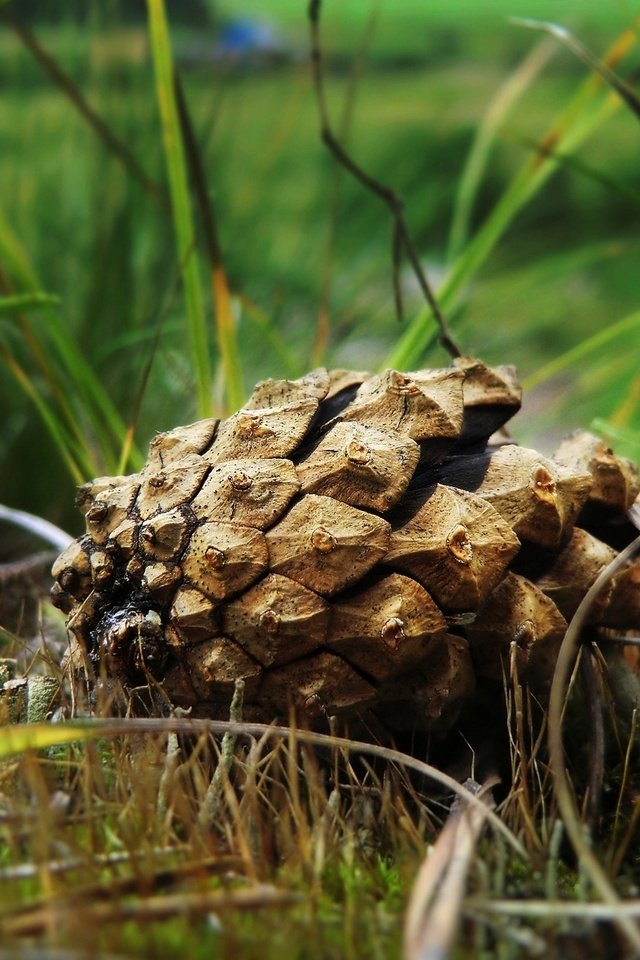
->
[{"left": 308, "top": 0, "right": 462, "bottom": 359}]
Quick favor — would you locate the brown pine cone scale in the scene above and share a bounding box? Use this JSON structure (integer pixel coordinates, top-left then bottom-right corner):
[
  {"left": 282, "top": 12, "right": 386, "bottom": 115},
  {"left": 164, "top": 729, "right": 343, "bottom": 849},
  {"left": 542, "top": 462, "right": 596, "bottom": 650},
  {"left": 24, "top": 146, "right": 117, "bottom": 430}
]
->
[{"left": 51, "top": 360, "right": 640, "bottom": 733}]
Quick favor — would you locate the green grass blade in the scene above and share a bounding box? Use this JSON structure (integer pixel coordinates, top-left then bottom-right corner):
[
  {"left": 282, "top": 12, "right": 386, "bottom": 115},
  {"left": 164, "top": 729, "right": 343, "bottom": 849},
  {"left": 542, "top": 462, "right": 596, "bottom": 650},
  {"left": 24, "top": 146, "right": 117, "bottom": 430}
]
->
[
  {"left": 591, "top": 419, "right": 640, "bottom": 459},
  {"left": 239, "top": 295, "right": 300, "bottom": 376},
  {"left": 385, "top": 25, "right": 638, "bottom": 371},
  {"left": 1, "top": 348, "right": 86, "bottom": 483},
  {"left": 387, "top": 100, "right": 618, "bottom": 370},
  {"left": 146, "top": 0, "right": 213, "bottom": 418},
  {"left": 447, "top": 39, "right": 555, "bottom": 263},
  {"left": 523, "top": 309, "right": 640, "bottom": 390},
  {"left": 0, "top": 208, "right": 138, "bottom": 475},
  {"left": 511, "top": 18, "right": 640, "bottom": 123},
  {"left": 508, "top": 133, "right": 640, "bottom": 206},
  {"left": 174, "top": 75, "right": 244, "bottom": 413},
  {"left": 0, "top": 292, "right": 60, "bottom": 316}
]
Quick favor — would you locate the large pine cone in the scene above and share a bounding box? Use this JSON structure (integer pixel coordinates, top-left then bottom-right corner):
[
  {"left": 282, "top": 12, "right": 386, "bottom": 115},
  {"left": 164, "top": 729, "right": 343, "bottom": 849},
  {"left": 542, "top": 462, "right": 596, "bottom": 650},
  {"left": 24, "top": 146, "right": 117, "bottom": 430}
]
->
[{"left": 51, "top": 360, "right": 640, "bottom": 733}]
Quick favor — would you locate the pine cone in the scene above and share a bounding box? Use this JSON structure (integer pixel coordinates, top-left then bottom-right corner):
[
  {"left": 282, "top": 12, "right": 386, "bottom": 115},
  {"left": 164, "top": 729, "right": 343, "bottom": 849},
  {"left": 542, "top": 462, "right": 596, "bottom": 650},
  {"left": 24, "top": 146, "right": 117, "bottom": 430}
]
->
[{"left": 51, "top": 361, "right": 640, "bottom": 733}]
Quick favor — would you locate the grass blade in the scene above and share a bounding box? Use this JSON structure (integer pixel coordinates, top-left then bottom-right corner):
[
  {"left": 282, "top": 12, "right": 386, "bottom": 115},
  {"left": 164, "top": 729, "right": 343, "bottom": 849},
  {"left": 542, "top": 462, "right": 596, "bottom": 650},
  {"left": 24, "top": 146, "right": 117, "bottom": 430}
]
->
[
  {"left": 508, "top": 132, "right": 640, "bottom": 205},
  {"left": 0, "top": 208, "right": 139, "bottom": 476},
  {"left": 146, "top": 0, "right": 213, "bottom": 418},
  {"left": 238, "top": 294, "right": 299, "bottom": 376},
  {"left": 1, "top": 348, "right": 86, "bottom": 483},
  {"left": 0, "top": 292, "right": 59, "bottom": 316},
  {"left": 447, "top": 39, "right": 555, "bottom": 263},
  {"left": 7, "top": 13, "right": 165, "bottom": 205},
  {"left": 385, "top": 22, "right": 639, "bottom": 371},
  {"left": 523, "top": 308, "right": 640, "bottom": 390},
  {"left": 511, "top": 17, "right": 640, "bottom": 123},
  {"left": 174, "top": 75, "right": 244, "bottom": 413}
]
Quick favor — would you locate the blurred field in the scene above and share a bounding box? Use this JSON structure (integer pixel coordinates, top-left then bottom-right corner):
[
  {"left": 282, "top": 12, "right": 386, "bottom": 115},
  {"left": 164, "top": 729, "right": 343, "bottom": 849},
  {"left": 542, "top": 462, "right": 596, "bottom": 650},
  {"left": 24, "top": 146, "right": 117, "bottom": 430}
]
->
[{"left": 1, "top": 1, "right": 639, "bottom": 528}]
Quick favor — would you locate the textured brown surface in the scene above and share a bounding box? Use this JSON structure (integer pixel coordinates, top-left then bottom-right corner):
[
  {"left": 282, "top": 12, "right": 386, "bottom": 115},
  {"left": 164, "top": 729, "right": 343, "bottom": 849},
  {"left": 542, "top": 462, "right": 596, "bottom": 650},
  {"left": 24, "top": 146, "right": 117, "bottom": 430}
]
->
[{"left": 51, "top": 361, "right": 640, "bottom": 733}]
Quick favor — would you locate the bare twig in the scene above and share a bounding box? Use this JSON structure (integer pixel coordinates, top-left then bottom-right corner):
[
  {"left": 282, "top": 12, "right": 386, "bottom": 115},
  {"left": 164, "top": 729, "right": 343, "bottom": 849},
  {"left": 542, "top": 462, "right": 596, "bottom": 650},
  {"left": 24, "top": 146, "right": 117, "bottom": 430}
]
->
[{"left": 308, "top": 0, "right": 462, "bottom": 359}]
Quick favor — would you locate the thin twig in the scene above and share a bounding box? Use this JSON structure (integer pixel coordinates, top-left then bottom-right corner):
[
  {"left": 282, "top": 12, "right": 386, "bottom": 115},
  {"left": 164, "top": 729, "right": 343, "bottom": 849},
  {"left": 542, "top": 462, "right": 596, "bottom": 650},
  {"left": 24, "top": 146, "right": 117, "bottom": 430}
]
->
[{"left": 308, "top": 0, "right": 461, "bottom": 359}]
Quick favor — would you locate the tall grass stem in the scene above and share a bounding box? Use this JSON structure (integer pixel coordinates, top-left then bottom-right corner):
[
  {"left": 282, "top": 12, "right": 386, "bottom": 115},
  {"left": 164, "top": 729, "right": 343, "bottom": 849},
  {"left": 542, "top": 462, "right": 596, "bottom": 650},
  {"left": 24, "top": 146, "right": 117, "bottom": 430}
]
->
[{"left": 146, "top": 0, "right": 213, "bottom": 418}]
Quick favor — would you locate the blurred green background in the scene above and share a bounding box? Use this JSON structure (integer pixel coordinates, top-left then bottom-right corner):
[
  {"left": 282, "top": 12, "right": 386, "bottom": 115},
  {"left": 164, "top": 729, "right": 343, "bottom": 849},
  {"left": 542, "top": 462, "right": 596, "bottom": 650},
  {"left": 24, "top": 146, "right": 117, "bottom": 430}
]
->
[{"left": 1, "top": 0, "right": 639, "bottom": 532}]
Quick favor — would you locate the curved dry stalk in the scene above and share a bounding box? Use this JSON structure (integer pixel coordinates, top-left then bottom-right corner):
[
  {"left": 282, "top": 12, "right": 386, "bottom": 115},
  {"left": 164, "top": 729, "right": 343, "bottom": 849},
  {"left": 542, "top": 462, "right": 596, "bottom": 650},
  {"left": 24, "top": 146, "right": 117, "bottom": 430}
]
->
[
  {"left": 547, "top": 534, "right": 640, "bottom": 953},
  {"left": 2, "top": 716, "right": 526, "bottom": 858},
  {"left": 0, "top": 503, "right": 72, "bottom": 552}
]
